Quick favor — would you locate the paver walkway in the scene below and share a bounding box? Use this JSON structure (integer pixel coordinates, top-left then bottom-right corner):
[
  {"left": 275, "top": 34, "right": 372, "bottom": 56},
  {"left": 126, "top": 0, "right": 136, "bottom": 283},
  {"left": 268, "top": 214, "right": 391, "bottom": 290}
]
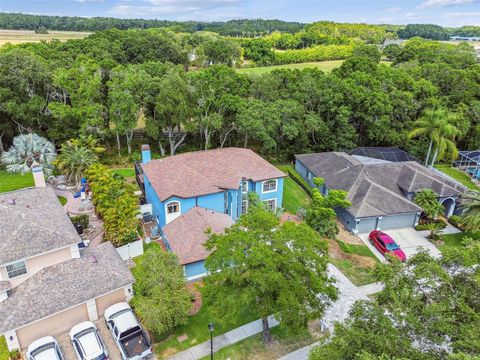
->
[{"left": 168, "top": 264, "right": 383, "bottom": 360}]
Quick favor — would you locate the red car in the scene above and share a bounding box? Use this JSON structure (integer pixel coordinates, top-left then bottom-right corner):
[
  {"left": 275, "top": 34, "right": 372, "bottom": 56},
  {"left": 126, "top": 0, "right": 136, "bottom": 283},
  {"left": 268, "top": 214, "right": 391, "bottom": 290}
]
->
[{"left": 368, "top": 230, "right": 406, "bottom": 262}]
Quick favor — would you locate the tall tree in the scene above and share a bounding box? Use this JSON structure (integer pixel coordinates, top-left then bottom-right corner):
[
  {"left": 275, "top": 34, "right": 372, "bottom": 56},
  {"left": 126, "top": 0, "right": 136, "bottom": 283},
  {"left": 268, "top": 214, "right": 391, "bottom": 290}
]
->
[
  {"left": 145, "top": 67, "right": 192, "bottom": 156},
  {"left": 204, "top": 203, "right": 337, "bottom": 344},
  {"left": 131, "top": 245, "right": 192, "bottom": 337},
  {"left": 408, "top": 108, "right": 460, "bottom": 167}
]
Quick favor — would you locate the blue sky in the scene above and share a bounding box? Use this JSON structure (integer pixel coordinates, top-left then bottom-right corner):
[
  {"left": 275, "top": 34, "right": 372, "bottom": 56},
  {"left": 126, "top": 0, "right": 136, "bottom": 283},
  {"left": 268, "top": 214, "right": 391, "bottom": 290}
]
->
[{"left": 1, "top": 0, "right": 479, "bottom": 26}]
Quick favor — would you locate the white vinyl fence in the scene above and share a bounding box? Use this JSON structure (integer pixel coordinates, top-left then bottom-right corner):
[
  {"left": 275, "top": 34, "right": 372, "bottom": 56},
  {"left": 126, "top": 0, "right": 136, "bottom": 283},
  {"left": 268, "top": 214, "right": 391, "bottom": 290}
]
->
[{"left": 116, "top": 239, "right": 144, "bottom": 260}]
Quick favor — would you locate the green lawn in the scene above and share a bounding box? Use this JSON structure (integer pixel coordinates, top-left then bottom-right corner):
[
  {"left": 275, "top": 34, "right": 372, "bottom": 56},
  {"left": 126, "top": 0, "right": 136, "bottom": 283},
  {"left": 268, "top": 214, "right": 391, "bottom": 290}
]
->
[
  {"left": 438, "top": 231, "right": 480, "bottom": 252},
  {"left": 57, "top": 195, "right": 67, "bottom": 206},
  {"left": 0, "top": 170, "right": 34, "bottom": 193},
  {"left": 330, "top": 258, "right": 376, "bottom": 286},
  {"left": 435, "top": 165, "right": 479, "bottom": 191},
  {"left": 236, "top": 60, "right": 392, "bottom": 76},
  {"left": 198, "top": 326, "right": 317, "bottom": 360},
  {"left": 132, "top": 243, "right": 257, "bottom": 359},
  {"left": 0, "top": 336, "right": 8, "bottom": 360},
  {"left": 277, "top": 166, "right": 311, "bottom": 214},
  {"left": 336, "top": 239, "right": 378, "bottom": 259},
  {"left": 110, "top": 168, "right": 135, "bottom": 178},
  {"left": 236, "top": 60, "right": 345, "bottom": 75}
]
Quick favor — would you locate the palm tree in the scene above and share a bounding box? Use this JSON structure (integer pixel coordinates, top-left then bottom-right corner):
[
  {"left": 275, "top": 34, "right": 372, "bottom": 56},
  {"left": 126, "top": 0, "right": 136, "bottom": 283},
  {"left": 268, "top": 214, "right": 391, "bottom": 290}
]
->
[
  {"left": 414, "top": 188, "right": 444, "bottom": 220},
  {"left": 1, "top": 133, "right": 56, "bottom": 174},
  {"left": 460, "top": 190, "right": 480, "bottom": 232},
  {"left": 408, "top": 108, "right": 461, "bottom": 167},
  {"left": 55, "top": 136, "right": 104, "bottom": 186}
]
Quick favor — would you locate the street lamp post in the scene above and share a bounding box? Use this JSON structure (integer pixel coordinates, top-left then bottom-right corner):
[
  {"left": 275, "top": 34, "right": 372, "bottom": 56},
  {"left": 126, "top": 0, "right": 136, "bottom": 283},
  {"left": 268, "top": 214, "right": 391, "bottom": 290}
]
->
[{"left": 208, "top": 323, "right": 215, "bottom": 360}]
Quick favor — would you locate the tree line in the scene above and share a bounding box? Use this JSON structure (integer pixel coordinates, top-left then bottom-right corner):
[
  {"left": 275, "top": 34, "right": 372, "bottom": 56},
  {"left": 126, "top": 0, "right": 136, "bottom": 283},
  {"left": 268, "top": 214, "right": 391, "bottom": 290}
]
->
[
  {"left": 0, "top": 32, "right": 478, "bottom": 164},
  {"left": 0, "top": 13, "right": 304, "bottom": 36}
]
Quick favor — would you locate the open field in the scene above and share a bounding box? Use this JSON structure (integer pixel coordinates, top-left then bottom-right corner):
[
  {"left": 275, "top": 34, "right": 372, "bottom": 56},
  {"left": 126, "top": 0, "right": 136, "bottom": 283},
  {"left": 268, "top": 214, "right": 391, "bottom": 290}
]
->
[
  {"left": 0, "top": 29, "right": 90, "bottom": 46},
  {"left": 236, "top": 60, "right": 391, "bottom": 75},
  {"left": 236, "top": 60, "right": 345, "bottom": 75}
]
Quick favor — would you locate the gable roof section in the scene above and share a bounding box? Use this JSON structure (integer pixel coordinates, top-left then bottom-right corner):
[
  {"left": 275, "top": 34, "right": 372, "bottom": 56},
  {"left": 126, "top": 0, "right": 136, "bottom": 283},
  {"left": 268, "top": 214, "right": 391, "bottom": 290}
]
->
[
  {"left": 162, "top": 207, "right": 234, "bottom": 265},
  {"left": 0, "top": 187, "right": 81, "bottom": 266},
  {"left": 0, "top": 242, "right": 133, "bottom": 334},
  {"left": 141, "top": 148, "right": 286, "bottom": 201},
  {"left": 295, "top": 152, "right": 465, "bottom": 218}
]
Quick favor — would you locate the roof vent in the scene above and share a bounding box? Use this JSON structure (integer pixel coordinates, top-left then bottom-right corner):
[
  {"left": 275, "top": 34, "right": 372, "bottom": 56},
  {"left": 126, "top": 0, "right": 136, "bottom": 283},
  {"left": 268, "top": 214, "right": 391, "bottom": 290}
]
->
[{"left": 7, "top": 198, "right": 15, "bottom": 205}]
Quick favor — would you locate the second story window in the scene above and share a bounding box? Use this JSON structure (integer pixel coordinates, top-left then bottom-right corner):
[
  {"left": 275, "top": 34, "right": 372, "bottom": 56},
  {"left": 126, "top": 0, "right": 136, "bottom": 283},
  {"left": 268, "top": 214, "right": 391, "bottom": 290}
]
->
[
  {"left": 6, "top": 260, "right": 27, "bottom": 279},
  {"left": 262, "top": 179, "right": 277, "bottom": 193},
  {"left": 242, "top": 180, "right": 248, "bottom": 193},
  {"left": 167, "top": 202, "right": 180, "bottom": 214}
]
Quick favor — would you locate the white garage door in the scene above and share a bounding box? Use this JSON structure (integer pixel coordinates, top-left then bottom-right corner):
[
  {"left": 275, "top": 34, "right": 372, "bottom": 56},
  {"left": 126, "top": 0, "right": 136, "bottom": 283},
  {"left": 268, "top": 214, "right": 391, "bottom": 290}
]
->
[
  {"left": 379, "top": 213, "right": 417, "bottom": 231},
  {"left": 356, "top": 218, "right": 378, "bottom": 234}
]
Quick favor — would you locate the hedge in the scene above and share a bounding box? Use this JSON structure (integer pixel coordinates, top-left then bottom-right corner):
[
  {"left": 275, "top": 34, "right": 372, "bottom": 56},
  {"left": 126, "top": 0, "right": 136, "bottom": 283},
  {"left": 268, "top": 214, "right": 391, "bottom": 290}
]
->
[
  {"left": 273, "top": 44, "right": 354, "bottom": 65},
  {"left": 287, "top": 168, "right": 313, "bottom": 197},
  {"left": 415, "top": 218, "right": 448, "bottom": 231}
]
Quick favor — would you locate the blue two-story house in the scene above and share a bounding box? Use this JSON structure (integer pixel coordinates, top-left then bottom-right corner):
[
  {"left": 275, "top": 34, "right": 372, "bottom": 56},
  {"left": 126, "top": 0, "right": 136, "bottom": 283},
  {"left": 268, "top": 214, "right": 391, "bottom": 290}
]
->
[{"left": 136, "top": 145, "right": 286, "bottom": 280}]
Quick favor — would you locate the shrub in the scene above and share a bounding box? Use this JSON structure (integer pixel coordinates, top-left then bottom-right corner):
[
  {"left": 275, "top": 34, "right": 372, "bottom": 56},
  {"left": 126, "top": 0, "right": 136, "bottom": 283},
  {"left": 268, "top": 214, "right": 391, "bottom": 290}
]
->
[
  {"left": 70, "top": 214, "right": 89, "bottom": 229},
  {"left": 415, "top": 218, "right": 447, "bottom": 231},
  {"left": 448, "top": 215, "right": 464, "bottom": 230},
  {"left": 287, "top": 168, "right": 312, "bottom": 196},
  {"left": 9, "top": 349, "right": 20, "bottom": 360}
]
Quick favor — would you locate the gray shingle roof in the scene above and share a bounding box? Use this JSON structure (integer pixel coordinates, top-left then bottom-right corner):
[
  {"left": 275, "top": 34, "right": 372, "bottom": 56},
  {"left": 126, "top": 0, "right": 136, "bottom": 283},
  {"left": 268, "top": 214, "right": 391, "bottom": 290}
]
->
[
  {"left": 163, "top": 207, "right": 234, "bottom": 265},
  {"left": 0, "top": 242, "right": 134, "bottom": 334},
  {"left": 0, "top": 187, "right": 81, "bottom": 265},
  {"left": 295, "top": 152, "right": 466, "bottom": 218}
]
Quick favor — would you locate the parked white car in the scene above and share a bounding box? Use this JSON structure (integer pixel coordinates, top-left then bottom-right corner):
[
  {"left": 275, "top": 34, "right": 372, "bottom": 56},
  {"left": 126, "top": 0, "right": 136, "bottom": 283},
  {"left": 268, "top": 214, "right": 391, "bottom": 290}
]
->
[
  {"left": 26, "top": 336, "right": 64, "bottom": 360},
  {"left": 104, "top": 302, "right": 152, "bottom": 360},
  {"left": 69, "top": 321, "right": 109, "bottom": 360}
]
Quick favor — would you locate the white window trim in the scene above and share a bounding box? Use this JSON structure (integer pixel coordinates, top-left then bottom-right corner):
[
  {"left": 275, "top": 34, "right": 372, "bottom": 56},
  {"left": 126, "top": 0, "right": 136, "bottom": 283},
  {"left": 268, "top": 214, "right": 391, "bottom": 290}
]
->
[
  {"left": 263, "top": 198, "right": 277, "bottom": 211},
  {"left": 241, "top": 199, "right": 249, "bottom": 214},
  {"left": 165, "top": 200, "right": 181, "bottom": 224},
  {"left": 241, "top": 180, "right": 248, "bottom": 193},
  {"left": 261, "top": 179, "right": 278, "bottom": 194},
  {"left": 5, "top": 259, "right": 28, "bottom": 279}
]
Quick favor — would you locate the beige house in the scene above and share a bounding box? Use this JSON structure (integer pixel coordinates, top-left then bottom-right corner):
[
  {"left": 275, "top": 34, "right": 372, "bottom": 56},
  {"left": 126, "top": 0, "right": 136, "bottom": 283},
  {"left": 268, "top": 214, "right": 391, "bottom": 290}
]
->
[{"left": 0, "top": 179, "right": 134, "bottom": 351}]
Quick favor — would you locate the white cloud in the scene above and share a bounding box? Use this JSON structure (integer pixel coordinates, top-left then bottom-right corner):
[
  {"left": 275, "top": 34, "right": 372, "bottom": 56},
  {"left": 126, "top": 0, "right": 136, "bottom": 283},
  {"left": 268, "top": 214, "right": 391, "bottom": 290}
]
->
[
  {"left": 385, "top": 6, "right": 402, "bottom": 13},
  {"left": 441, "top": 10, "right": 480, "bottom": 17},
  {"left": 417, "top": 0, "right": 476, "bottom": 9},
  {"left": 77, "top": 0, "right": 105, "bottom": 3},
  {"left": 109, "top": 0, "right": 242, "bottom": 17}
]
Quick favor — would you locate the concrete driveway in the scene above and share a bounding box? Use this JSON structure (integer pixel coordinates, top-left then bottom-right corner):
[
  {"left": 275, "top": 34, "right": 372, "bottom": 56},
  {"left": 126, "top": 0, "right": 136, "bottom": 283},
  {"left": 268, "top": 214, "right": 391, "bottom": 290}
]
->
[
  {"left": 357, "top": 227, "right": 442, "bottom": 262},
  {"left": 55, "top": 318, "right": 122, "bottom": 360}
]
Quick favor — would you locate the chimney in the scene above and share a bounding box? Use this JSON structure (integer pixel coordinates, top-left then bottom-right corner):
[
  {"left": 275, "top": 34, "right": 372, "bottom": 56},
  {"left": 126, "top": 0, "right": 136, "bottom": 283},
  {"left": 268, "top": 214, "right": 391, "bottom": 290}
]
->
[
  {"left": 141, "top": 144, "right": 151, "bottom": 164},
  {"left": 32, "top": 166, "right": 46, "bottom": 188}
]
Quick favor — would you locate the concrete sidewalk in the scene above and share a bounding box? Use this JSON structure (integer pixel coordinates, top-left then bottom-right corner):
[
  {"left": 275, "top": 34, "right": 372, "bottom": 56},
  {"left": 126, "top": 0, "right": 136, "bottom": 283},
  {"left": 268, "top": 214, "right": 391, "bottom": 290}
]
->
[{"left": 168, "top": 315, "right": 279, "bottom": 360}]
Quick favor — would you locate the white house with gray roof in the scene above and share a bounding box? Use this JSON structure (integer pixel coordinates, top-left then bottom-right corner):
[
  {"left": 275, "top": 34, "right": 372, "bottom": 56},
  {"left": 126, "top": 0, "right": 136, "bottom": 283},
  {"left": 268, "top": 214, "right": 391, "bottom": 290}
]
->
[
  {"left": 0, "top": 179, "right": 134, "bottom": 351},
  {"left": 295, "top": 151, "right": 465, "bottom": 234}
]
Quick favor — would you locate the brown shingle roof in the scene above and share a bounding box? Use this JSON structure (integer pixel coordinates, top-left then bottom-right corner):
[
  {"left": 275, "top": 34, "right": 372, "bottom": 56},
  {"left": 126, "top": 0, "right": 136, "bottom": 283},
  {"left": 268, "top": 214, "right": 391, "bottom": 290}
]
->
[
  {"left": 141, "top": 148, "right": 286, "bottom": 201},
  {"left": 0, "top": 187, "right": 81, "bottom": 266},
  {"left": 0, "top": 242, "right": 134, "bottom": 334},
  {"left": 162, "top": 207, "right": 234, "bottom": 265}
]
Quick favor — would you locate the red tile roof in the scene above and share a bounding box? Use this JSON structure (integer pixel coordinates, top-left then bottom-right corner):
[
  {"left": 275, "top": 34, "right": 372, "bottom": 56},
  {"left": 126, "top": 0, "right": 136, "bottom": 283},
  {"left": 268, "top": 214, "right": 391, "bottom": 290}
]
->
[
  {"left": 162, "top": 207, "right": 234, "bottom": 265},
  {"left": 141, "top": 147, "right": 286, "bottom": 201}
]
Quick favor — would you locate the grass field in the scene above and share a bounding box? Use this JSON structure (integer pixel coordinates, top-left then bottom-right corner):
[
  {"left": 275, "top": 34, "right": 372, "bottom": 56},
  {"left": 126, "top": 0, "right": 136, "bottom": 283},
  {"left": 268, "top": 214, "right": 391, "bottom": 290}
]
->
[
  {"left": 236, "top": 60, "right": 345, "bottom": 75},
  {"left": 236, "top": 60, "right": 392, "bottom": 76},
  {"left": 0, "top": 336, "right": 7, "bottom": 360},
  {"left": 0, "top": 29, "right": 90, "bottom": 46},
  {"left": 0, "top": 170, "right": 34, "bottom": 193},
  {"left": 435, "top": 164, "right": 479, "bottom": 191}
]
